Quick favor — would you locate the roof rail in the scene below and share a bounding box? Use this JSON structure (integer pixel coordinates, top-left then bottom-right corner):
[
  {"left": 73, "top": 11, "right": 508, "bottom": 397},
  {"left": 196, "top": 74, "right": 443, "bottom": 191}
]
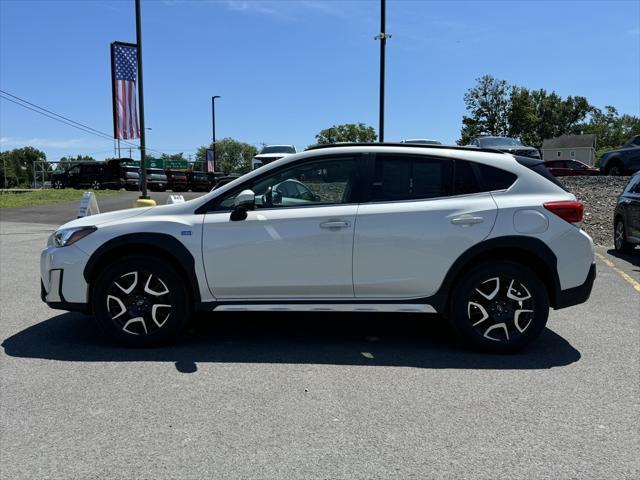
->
[{"left": 304, "top": 142, "right": 507, "bottom": 155}]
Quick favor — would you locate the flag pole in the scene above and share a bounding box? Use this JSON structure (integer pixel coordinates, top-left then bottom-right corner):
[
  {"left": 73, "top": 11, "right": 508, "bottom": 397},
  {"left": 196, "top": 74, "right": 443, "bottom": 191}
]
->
[{"left": 135, "top": 0, "right": 149, "bottom": 200}]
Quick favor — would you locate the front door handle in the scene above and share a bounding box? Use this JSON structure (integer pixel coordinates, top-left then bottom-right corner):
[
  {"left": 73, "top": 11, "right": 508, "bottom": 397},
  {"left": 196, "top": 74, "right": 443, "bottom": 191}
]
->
[
  {"left": 320, "top": 220, "right": 350, "bottom": 229},
  {"left": 451, "top": 215, "right": 484, "bottom": 226}
]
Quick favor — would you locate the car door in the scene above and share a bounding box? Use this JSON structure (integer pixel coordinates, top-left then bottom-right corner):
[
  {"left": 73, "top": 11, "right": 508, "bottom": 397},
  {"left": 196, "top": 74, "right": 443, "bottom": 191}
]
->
[
  {"left": 353, "top": 154, "right": 503, "bottom": 299},
  {"left": 202, "top": 155, "right": 362, "bottom": 299},
  {"left": 626, "top": 136, "right": 640, "bottom": 172}
]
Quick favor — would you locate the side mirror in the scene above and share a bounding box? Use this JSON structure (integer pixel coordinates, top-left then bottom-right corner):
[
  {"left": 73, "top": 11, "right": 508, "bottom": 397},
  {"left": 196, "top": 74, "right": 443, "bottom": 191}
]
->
[{"left": 231, "top": 189, "right": 255, "bottom": 221}]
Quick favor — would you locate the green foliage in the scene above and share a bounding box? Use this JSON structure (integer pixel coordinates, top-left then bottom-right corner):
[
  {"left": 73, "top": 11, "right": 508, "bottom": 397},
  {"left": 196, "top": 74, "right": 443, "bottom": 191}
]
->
[
  {"left": 458, "top": 75, "right": 632, "bottom": 150},
  {"left": 580, "top": 106, "right": 640, "bottom": 151},
  {"left": 195, "top": 137, "right": 257, "bottom": 174},
  {"left": 314, "top": 123, "right": 377, "bottom": 145},
  {"left": 58, "top": 154, "right": 96, "bottom": 171},
  {"left": 0, "top": 147, "right": 47, "bottom": 188},
  {"left": 459, "top": 75, "right": 510, "bottom": 145}
]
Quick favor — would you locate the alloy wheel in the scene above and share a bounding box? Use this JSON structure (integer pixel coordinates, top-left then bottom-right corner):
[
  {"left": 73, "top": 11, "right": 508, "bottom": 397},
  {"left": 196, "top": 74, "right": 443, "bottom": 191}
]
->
[
  {"left": 91, "top": 180, "right": 101, "bottom": 190},
  {"left": 106, "top": 271, "right": 172, "bottom": 336},
  {"left": 467, "top": 276, "right": 535, "bottom": 342},
  {"left": 615, "top": 221, "right": 625, "bottom": 251}
]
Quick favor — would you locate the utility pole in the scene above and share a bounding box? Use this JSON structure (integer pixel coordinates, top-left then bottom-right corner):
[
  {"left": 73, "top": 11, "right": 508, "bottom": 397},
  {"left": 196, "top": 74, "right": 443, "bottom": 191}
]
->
[
  {"left": 135, "top": 0, "right": 149, "bottom": 199},
  {"left": 211, "top": 96, "right": 220, "bottom": 173},
  {"left": 375, "top": 0, "right": 390, "bottom": 142}
]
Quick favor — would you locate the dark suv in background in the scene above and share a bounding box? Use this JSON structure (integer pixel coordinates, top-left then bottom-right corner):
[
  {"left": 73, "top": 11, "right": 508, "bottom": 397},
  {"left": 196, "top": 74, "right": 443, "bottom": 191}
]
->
[
  {"left": 145, "top": 168, "right": 168, "bottom": 191},
  {"left": 600, "top": 135, "right": 640, "bottom": 176},
  {"left": 186, "top": 171, "right": 211, "bottom": 191},
  {"left": 51, "top": 159, "right": 139, "bottom": 190},
  {"left": 614, "top": 172, "right": 640, "bottom": 253},
  {"left": 468, "top": 136, "right": 540, "bottom": 158},
  {"left": 165, "top": 170, "right": 188, "bottom": 192}
]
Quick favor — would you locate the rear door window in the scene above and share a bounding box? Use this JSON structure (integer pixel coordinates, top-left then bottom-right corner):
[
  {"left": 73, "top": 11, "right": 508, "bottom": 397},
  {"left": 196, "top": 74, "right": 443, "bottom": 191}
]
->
[{"left": 371, "top": 155, "right": 453, "bottom": 202}]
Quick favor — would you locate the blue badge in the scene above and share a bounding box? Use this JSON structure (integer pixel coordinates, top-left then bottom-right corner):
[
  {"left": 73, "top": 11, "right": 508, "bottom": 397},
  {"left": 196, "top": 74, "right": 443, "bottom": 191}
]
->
[{"left": 181, "top": 230, "right": 192, "bottom": 236}]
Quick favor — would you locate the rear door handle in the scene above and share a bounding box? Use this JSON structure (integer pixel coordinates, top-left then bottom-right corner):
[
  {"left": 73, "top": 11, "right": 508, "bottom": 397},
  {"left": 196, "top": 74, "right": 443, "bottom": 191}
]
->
[
  {"left": 320, "top": 220, "right": 350, "bottom": 229},
  {"left": 451, "top": 215, "right": 484, "bottom": 226}
]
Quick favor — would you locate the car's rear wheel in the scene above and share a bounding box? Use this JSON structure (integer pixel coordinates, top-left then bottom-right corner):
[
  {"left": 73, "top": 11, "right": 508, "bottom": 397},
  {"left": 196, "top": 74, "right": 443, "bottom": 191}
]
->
[
  {"left": 91, "top": 255, "right": 192, "bottom": 346},
  {"left": 448, "top": 261, "right": 549, "bottom": 352},
  {"left": 614, "top": 218, "right": 634, "bottom": 253},
  {"left": 91, "top": 180, "right": 102, "bottom": 190},
  {"left": 53, "top": 180, "right": 64, "bottom": 189}
]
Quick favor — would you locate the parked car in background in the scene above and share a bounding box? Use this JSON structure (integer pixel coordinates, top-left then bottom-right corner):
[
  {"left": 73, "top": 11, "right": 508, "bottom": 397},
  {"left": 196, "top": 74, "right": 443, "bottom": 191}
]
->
[
  {"left": 613, "top": 172, "right": 640, "bottom": 253},
  {"left": 600, "top": 135, "right": 640, "bottom": 176},
  {"left": 145, "top": 168, "right": 167, "bottom": 192},
  {"left": 251, "top": 145, "right": 297, "bottom": 170},
  {"left": 51, "top": 159, "right": 137, "bottom": 190},
  {"left": 544, "top": 160, "right": 600, "bottom": 177},
  {"left": 165, "top": 170, "right": 188, "bottom": 192},
  {"left": 41, "top": 143, "right": 595, "bottom": 353},
  {"left": 186, "top": 171, "right": 211, "bottom": 192},
  {"left": 121, "top": 165, "right": 140, "bottom": 191},
  {"left": 468, "top": 136, "right": 540, "bottom": 158},
  {"left": 400, "top": 139, "right": 442, "bottom": 145},
  {"left": 212, "top": 174, "right": 241, "bottom": 190}
]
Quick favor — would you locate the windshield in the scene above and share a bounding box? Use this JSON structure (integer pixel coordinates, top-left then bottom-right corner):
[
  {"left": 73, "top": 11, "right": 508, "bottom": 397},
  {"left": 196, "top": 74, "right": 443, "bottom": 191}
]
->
[
  {"left": 478, "top": 137, "right": 523, "bottom": 147},
  {"left": 260, "top": 146, "right": 296, "bottom": 154}
]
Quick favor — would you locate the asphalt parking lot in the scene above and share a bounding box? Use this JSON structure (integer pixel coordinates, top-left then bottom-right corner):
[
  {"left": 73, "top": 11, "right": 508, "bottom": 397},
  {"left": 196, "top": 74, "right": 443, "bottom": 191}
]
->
[{"left": 1, "top": 196, "right": 639, "bottom": 479}]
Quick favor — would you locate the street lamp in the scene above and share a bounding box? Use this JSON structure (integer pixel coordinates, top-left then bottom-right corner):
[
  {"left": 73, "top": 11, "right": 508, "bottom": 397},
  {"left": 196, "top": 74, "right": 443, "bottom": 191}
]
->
[
  {"left": 211, "top": 95, "right": 221, "bottom": 173},
  {"left": 134, "top": 0, "right": 151, "bottom": 202},
  {"left": 375, "top": 0, "right": 391, "bottom": 142}
]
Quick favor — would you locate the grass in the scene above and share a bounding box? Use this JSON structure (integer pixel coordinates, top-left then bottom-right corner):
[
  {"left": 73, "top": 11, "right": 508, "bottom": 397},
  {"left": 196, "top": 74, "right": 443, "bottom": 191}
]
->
[{"left": 0, "top": 189, "right": 124, "bottom": 209}]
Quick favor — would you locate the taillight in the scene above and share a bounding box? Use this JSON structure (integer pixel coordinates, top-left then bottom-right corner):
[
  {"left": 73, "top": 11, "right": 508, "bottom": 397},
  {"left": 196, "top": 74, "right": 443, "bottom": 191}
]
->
[{"left": 544, "top": 201, "right": 584, "bottom": 224}]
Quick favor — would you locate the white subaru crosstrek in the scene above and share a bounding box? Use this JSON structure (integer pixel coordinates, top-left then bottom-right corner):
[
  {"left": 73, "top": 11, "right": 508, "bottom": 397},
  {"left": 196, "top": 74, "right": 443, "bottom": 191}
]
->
[{"left": 41, "top": 144, "right": 595, "bottom": 352}]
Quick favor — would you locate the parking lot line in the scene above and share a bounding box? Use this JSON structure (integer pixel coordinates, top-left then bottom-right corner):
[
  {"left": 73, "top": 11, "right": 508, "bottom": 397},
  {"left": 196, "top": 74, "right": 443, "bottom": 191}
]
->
[{"left": 595, "top": 252, "right": 640, "bottom": 293}]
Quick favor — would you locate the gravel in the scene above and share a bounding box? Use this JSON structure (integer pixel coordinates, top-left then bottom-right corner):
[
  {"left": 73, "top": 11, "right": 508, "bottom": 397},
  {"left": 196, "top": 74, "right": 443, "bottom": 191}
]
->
[{"left": 561, "top": 175, "right": 631, "bottom": 246}]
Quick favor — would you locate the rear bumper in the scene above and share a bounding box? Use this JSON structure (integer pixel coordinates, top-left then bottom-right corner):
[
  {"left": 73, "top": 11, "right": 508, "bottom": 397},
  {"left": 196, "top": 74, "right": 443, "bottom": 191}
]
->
[{"left": 555, "top": 262, "right": 596, "bottom": 309}]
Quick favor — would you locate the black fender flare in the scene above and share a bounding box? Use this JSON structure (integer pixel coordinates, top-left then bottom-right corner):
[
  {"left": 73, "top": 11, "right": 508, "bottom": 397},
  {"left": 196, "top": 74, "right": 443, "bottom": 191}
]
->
[
  {"left": 83, "top": 233, "right": 201, "bottom": 305},
  {"left": 433, "top": 235, "right": 561, "bottom": 310}
]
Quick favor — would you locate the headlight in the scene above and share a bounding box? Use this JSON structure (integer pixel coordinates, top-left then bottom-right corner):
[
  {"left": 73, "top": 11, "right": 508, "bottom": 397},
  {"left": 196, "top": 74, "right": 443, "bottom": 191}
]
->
[{"left": 49, "top": 226, "right": 97, "bottom": 247}]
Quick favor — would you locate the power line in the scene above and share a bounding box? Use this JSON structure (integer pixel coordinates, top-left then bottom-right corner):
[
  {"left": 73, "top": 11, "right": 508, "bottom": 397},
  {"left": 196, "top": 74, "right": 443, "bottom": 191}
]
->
[{"left": 0, "top": 89, "right": 168, "bottom": 156}]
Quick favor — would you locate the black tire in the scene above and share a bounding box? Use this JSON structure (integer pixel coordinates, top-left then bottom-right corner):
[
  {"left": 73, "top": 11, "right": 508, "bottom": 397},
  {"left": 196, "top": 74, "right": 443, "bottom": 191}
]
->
[
  {"left": 53, "top": 180, "right": 64, "bottom": 189},
  {"left": 447, "top": 261, "right": 549, "bottom": 353},
  {"left": 91, "top": 180, "right": 102, "bottom": 190},
  {"left": 614, "top": 218, "right": 634, "bottom": 253},
  {"left": 607, "top": 162, "right": 624, "bottom": 176},
  {"left": 91, "top": 255, "right": 192, "bottom": 347}
]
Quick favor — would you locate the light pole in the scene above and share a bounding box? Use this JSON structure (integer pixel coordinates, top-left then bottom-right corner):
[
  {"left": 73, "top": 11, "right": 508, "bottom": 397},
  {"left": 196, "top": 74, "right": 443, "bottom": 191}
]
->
[
  {"left": 211, "top": 95, "right": 220, "bottom": 173},
  {"left": 375, "top": 0, "right": 390, "bottom": 142},
  {"left": 135, "top": 0, "right": 149, "bottom": 200}
]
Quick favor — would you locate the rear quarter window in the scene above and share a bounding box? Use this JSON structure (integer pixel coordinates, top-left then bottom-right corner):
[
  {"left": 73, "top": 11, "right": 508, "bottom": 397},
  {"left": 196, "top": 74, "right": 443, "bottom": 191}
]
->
[
  {"left": 515, "top": 156, "right": 568, "bottom": 191},
  {"left": 454, "top": 160, "right": 516, "bottom": 195}
]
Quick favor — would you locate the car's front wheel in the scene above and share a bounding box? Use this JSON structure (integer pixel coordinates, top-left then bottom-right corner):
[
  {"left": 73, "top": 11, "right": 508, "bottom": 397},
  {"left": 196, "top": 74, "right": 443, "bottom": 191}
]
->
[
  {"left": 91, "top": 255, "right": 192, "bottom": 346},
  {"left": 448, "top": 261, "right": 549, "bottom": 352}
]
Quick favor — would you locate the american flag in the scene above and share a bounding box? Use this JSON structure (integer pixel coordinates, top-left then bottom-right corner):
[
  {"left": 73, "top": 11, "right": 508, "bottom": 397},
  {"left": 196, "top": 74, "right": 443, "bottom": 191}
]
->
[{"left": 111, "top": 43, "right": 140, "bottom": 140}]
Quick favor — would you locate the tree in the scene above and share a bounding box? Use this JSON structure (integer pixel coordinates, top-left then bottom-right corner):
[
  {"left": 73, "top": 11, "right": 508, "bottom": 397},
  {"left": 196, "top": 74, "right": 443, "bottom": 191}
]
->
[
  {"left": 58, "top": 154, "right": 96, "bottom": 171},
  {"left": 578, "top": 106, "right": 640, "bottom": 155},
  {"left": 459, "top": 75, "right": 510, "bottom": 145},
  {"left": 0, "top": 147, "right": 47, "bottom": 187},
  {"left": 460, "top": 76, "right": 593, "bottom": 148},
  {"left": 195, "top": 138, "right": 257, "bottom": 174},
  {"left": 314, "top": 123, "right": 377, "bottom": 144}
]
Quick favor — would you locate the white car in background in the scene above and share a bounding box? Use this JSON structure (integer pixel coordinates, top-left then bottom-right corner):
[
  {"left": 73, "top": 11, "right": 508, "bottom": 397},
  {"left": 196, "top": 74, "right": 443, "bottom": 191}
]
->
[
  {"left": 41, "top": 143, "right": 595, "bottom": 352},
  {"left": 251, "top": 144, "right": 296, "bottom": 170}
]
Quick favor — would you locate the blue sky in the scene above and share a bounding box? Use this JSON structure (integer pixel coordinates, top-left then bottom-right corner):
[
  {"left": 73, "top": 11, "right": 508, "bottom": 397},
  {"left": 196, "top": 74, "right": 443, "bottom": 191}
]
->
[{"left": 1, "top": 0, "right": 639, "bottom": 161}]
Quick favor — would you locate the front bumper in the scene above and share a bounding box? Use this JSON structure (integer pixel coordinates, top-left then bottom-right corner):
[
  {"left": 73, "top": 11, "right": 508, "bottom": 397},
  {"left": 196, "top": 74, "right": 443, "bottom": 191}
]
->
[
  {"left": 555, "top": 262, "right": 596, "bottom": 309},
  {"left": 40, "top": 245, "right": 90, "bottom": 312}
]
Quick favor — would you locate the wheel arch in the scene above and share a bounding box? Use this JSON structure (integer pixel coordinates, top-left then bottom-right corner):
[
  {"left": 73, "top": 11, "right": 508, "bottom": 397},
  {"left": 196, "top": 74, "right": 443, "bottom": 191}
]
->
[
  {"left": 83, "top": 233, "right": 201, "bottom": 310},
  {"left": 436, "top": 236, "right": 561, "bottom": 310}
]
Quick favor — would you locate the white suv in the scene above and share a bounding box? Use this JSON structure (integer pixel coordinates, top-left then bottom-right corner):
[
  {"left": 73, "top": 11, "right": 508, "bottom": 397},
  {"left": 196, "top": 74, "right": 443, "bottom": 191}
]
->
[{"left": 41, "top": 144, "right": 595, "bottom": 352}]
